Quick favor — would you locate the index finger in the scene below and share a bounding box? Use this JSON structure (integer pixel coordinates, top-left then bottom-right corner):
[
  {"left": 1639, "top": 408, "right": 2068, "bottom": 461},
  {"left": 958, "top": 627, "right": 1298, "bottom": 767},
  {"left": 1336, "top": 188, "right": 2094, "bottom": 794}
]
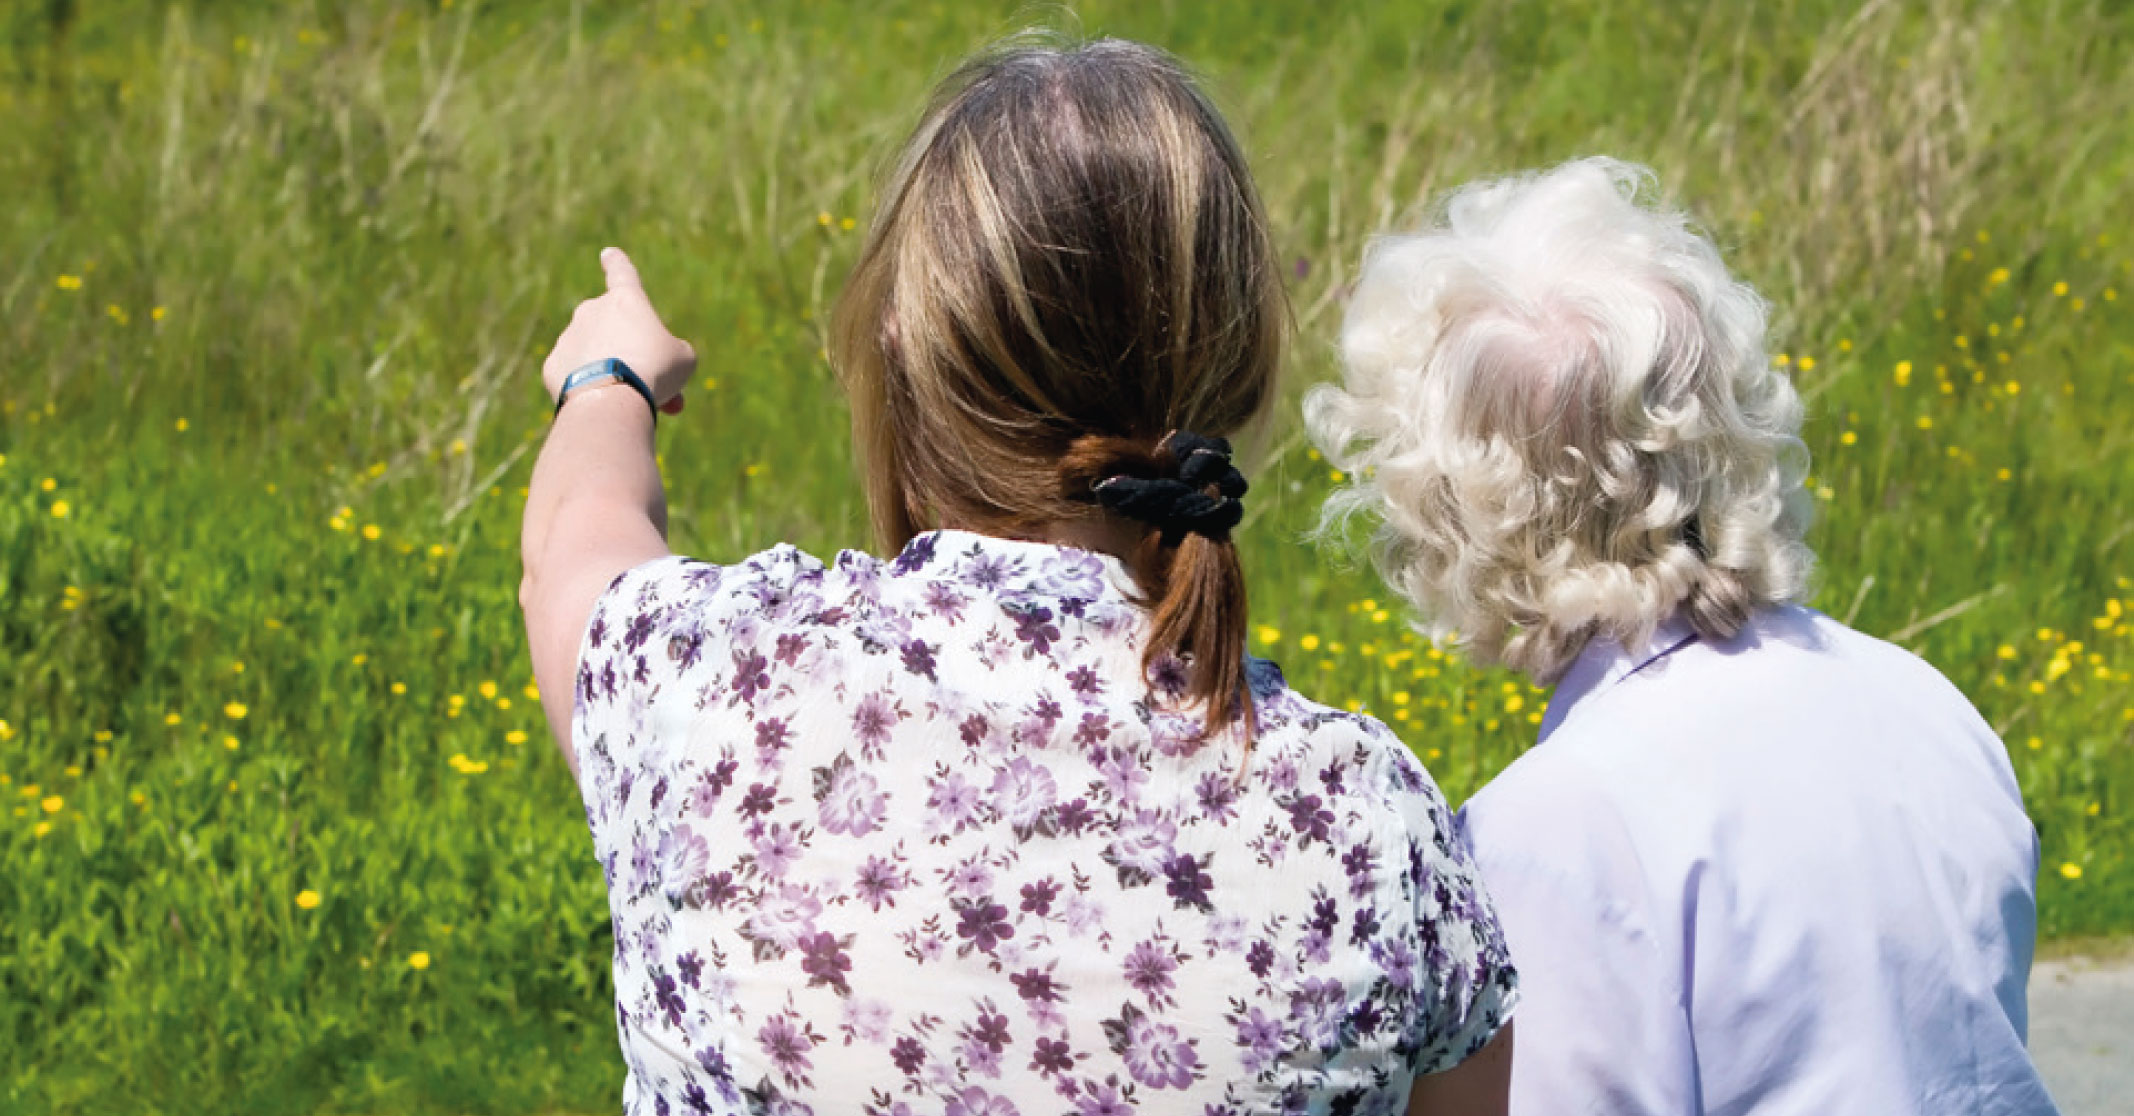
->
[{"left": 600, "top": 246, "right": 643, "bottom": 294}]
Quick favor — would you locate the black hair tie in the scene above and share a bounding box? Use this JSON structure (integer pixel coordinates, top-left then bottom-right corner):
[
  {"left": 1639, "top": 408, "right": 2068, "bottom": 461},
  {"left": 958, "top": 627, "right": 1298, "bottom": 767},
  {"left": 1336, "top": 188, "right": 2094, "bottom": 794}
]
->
[{"left": 1094, "top": 432, "right": 1249, "bottom": 546}]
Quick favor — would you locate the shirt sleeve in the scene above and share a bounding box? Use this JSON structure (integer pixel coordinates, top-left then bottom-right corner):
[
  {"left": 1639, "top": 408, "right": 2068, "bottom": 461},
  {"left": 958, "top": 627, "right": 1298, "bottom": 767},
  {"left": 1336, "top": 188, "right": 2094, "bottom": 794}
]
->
[
  {"left": 1382, "top": 743, "right": 1521, "bottom": 1077},
  {"left": 1458, "top": 770, "right": 1696, "bottom": 1115},
  {"left": 569, "top": 547, "right": 823, "bottom": 864}
]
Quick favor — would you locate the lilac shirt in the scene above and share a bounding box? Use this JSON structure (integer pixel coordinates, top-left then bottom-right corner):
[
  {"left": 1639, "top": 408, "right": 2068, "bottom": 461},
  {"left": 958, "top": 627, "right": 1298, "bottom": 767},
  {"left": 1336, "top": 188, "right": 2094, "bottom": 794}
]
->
[
  {"left": 1460, "top": 605, "right": 2056, "bottom": 1116},
  {"left": 573, "top": 530, "right": 1517, "bottom": 1115}
]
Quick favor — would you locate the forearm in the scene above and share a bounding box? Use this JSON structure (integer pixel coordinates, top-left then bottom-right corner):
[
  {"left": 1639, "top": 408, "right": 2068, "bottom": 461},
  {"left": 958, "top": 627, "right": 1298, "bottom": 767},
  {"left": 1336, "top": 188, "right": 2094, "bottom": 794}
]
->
[
  {"left": 519, "top": 386, "right": 674, "bottom": 765},
  {"left": 522, "top": 386, "right": 666, "bottom": 572}
]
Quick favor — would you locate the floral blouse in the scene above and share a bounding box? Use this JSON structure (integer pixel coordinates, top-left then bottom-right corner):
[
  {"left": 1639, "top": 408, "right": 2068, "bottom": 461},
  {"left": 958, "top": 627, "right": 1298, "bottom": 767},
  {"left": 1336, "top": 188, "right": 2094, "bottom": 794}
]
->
[{"left": 572, "top": 530, "right": 1516, "bottom": 1115}]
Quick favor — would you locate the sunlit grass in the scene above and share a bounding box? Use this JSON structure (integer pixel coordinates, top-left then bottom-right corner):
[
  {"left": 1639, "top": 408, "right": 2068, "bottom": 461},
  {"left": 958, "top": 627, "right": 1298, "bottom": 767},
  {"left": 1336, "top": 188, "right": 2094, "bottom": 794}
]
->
[{"left": 2, "top": 0, "right": 2131, "bottom": 1111}]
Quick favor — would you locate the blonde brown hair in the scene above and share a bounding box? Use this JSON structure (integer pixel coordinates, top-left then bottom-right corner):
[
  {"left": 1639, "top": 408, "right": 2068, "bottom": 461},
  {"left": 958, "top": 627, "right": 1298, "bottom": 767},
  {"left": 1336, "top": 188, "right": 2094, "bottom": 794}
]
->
[{"left": 832, "top": 37, "right": 1286, "bottom": 736}]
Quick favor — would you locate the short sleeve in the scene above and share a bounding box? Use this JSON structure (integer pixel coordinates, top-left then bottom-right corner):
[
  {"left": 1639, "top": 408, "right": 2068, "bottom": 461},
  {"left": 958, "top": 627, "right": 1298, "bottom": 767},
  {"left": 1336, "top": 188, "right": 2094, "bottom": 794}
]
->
[
  {"left": 1383, "top": 742, "right": 1520, "bottom": 1077},
  {"left": 569, "top": 546, "right": 825, "bottom": 862}
]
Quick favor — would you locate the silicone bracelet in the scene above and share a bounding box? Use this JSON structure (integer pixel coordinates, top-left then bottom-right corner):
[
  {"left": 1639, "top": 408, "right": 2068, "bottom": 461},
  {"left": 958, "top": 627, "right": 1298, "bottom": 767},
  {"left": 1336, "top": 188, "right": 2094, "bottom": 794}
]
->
[{"left": 555, "top": 358, "right": 659, "bottom": 421}]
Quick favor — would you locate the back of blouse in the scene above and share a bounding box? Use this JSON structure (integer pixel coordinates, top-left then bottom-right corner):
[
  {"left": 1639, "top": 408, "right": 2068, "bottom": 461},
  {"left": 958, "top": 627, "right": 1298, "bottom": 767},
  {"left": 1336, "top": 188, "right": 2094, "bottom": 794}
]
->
[{"left": 571, "top": 530, "right": 1516, "bottom": 1115}]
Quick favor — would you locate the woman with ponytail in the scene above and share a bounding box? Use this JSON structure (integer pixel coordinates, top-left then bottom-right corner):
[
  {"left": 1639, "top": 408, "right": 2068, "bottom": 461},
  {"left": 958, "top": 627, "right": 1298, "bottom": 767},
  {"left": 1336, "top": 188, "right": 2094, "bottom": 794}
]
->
[{"left": 520, "top": 38, "right": 1514, "bottom": 1114}]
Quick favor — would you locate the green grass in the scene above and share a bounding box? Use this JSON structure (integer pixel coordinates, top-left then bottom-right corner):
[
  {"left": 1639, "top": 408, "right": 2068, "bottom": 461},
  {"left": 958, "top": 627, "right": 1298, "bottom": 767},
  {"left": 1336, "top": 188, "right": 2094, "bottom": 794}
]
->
[{"left": 3, "top": 0, "right": 2131, "bottom": 1110}]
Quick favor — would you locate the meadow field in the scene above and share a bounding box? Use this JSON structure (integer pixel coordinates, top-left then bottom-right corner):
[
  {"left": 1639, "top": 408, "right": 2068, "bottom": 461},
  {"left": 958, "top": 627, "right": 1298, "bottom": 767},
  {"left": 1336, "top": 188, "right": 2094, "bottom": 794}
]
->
[{"left": 3, "top": 0, "right": 2131, "bottom": 1110}]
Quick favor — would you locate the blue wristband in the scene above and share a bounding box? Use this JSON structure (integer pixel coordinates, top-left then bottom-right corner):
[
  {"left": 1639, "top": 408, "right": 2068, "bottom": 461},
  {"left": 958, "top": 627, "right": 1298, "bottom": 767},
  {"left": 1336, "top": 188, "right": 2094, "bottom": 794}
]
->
[{"left": 555, "top": 358, "right": 659, "bottom": 422}]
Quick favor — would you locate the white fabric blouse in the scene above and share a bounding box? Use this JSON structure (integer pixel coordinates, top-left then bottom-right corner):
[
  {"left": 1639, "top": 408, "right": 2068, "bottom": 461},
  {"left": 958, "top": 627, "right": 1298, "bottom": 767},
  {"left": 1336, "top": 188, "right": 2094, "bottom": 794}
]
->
[
  {"left": 571, "top": 530, "right": 1518, "bottom": 1115},
  {"left": 1459, "top": 604, "right": 2057, "bottom": 1116}
]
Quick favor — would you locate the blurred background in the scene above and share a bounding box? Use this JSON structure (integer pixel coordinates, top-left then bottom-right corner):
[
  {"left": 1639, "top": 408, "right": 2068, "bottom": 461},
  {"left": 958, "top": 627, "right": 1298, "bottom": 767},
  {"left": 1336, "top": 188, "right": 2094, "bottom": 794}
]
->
[{"left": 3, "top": 0, "right": 2130, "bottom": 1110}]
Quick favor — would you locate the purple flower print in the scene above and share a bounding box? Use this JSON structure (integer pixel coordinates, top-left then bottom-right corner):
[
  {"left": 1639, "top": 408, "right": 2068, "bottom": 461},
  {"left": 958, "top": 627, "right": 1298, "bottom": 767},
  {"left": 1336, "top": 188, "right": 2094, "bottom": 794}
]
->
[
  {"left": 1019, "top": 878, "right": 1060, "bottom": 917},
  {"left": 1195, "top": 771, "right": 1239, "bottom": 823},
  {"left": 945, "top": 1088, "right": 1020, "bottom": 1116},
  {"left": 939, "top": 857, "right": 993, "bottom": 901},
  {"left": 1235, "top": 1006, "right": 1286, "bottom": 1073},
  {"left": 1071, "top": 1077, "right": 1134, "bottom": 1116},
  {"left": 891, "top": 531, "right": 937, "bottom": 574},
  {"left": 658, "top": 824, "right": 711, "bottom": 889},
  {"left": 738, "top": 782, "right": 778, "bottom": 820},
  {"left": 1284, "top": 792, "right": 1336, "bottom": 845},
  {"left": 1162, "top": 852, "right": 1215, "bottom": 912},
  {"left": 732, "top": 649, "right": 772, "bottom": 703},
  {"left": 854, "top": 855, "right": 907, "bottom": 910},
  {"left": 841, "top": 997, "right": 892, "bottom": 1045},
  {"left": 757, "top": 1011, "right": 819, "bottom": 1087},
  {"left": 1289, "top": 977, "right": 1348, "bottom": 1050},
  {"left": 1121, "top": 1014, "right": 1201, "bottom": 1089},
  {"left": 1011, "top": 966, "right": 1065, "bottom": 1005},
  {"left": 900, "top": 639, "right": 938, "bottom": 681},
  {"left": 1006, "top": 603, "right": 1061, "bottom": 657},
  {"left": 890, "top": 1035, "right": 927, "bottom": 1077},
  {"left": 1147, "top": 652, "right": 1190, "bottom": 696},
  {"left": 1095, "top": 747, "right": 1150, "bottom": 804},
  {"left": 668, "top": 626, "right": 706, "bottom": 669},
  {"left": 926, "top": 771, "right": 984, "bottom": 833},
  {"left": 989, "top": 756, "right": 1057, "bottom": 830},
  {"left": 1106, "top": 808, "right": 1176, "bottom": 879},
  {"left": 1030, "top": 1036, "right": 1075, "bottom": 1076},
  {"left": 687, "top": 758, "right": 739, "bottom": 813},
  {"left": 756, "top": 718, "right": 794, "bottom": 769},
  {"left": 1122, "top": 939, "right": 1180, "bottom": 1008},
  {"left": 954, "top": 899, "right": 1016, "bottom": 954},
  {"left": 753, "top": 823, "right": 805, "bottom": 879},
  {"left": 852, "top": 692, "right": 901, "bottom": 760},
  {"left": 798, "top": 931, "right": 853, "bottom": 995},
  {"left": 1371, "top": 935, "right": 1420, "bottom": 992},
  {"left": 1072, "top": 711, "right": 1112, "bottom": 749},
  {"left": 773, "top": 631, "right": 809, "bottom": 666},
  {"left": 625, "top": 611, "right": 659, "bottom": 653},
  {"left": 676, "top": 951, "right": 704, "bottom": 988},
  {"left": 964, "top": 550, "right": 1014, "bottom": 590},
  {"left": 816, "top": 756, "right": 888, "bottom": 837},
  {"left": 746, "top": 883, "right": 822, "bottom": 951},
  {"left": 1063, "top": 664, "right": 1104, "bottom": 698},
  {"left": 922, "top": 580, "right": 968, "bottom": 623},
  {"left": 653, "top": 969, "right": 687, "bottom": 1026},
  {"left": 1101, "top": 1005, "right": 1200, "bottom": 1091},
  {"left": 965, "top": 1004, "right": 1013, "bottom": 1054}
]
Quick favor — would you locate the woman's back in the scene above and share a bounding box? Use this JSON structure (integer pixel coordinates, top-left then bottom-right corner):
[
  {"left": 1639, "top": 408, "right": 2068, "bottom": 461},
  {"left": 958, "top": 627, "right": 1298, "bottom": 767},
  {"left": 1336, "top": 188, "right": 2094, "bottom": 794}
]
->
[{"left": 573, "top": 530, "right": 1515, "bottom": 1113}]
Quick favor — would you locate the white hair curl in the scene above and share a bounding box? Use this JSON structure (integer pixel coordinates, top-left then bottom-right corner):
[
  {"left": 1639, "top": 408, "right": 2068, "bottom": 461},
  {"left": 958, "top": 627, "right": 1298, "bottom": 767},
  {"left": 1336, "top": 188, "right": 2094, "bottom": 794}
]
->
[{"left": 1305, "top": 158, "right": 1815, "bottom": 682}]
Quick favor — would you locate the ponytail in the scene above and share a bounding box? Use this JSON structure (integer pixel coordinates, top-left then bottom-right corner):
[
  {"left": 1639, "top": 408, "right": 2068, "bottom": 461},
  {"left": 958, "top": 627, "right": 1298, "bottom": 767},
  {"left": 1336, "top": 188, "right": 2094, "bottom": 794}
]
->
[{"left": 1061, "top": 433, "right": 1255, "bottom": 743}]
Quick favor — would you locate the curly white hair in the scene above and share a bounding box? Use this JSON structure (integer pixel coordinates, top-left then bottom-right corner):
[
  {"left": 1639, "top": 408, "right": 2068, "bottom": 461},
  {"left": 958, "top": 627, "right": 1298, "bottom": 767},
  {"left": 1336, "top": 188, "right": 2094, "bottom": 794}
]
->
[{"left": 1305, "top": 158, "right": 1815, "bottom": 682}]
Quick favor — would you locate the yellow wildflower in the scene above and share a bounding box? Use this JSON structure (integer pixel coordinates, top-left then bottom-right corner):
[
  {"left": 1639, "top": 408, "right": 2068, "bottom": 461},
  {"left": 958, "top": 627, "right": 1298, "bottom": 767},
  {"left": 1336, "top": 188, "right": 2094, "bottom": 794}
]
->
[
  {"left": 296, "top": 889, "right": 321, "bottom": 910},
  {"left": 50, "top": 500, "right": 70, "bottom": 519},
  {"left": 224, "top": 702, "right": 248, "bottom": 720},
  {"left": 2060, "top": 863, "right": 2082, "bottom": 880},
  {"left": 505, "top": 730, "right": 529, "bottom": 745},
  {"left": 41, "top": 795, "right": 63, "bottom": 814},
  {"left": 408, "top": 951, "right": 431, "bottom": 970},
  {"left": 1299, "top": 635, "right": 1321, "bottom": 652},
  {"left": 56, "top": 274, "right": 82, "bottom": 290}
]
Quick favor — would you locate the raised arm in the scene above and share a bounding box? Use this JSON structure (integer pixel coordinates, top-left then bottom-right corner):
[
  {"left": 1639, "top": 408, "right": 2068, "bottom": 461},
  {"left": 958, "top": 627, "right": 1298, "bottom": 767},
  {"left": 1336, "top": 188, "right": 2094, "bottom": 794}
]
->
[{"left": 520, "top": 248, "right": 696, "bottom": 773}]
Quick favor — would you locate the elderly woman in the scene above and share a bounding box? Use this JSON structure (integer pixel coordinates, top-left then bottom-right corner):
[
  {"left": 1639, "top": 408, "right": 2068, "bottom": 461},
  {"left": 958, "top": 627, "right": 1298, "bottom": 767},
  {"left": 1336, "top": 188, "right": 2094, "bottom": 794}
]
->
[
  {"left": 520, "top": 39, "right": 1516, "bottom": 1115},
  {"left": 1306, "top": 158, "right": 2055, "bottom": 1114}
]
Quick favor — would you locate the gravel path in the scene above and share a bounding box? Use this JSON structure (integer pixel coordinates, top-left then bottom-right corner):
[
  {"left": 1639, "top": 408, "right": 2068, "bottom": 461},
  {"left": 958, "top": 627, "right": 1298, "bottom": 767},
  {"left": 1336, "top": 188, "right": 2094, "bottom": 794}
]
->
[{"left": 2031, "top": 955, "right": 2134, "bottom": 1115}]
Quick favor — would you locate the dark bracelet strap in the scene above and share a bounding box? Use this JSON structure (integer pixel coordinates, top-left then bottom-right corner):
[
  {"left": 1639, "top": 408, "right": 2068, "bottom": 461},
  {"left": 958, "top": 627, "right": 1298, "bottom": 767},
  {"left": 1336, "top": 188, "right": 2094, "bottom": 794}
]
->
[{"left": 555, "top": 358, "right": 659, "bottom": 422}]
